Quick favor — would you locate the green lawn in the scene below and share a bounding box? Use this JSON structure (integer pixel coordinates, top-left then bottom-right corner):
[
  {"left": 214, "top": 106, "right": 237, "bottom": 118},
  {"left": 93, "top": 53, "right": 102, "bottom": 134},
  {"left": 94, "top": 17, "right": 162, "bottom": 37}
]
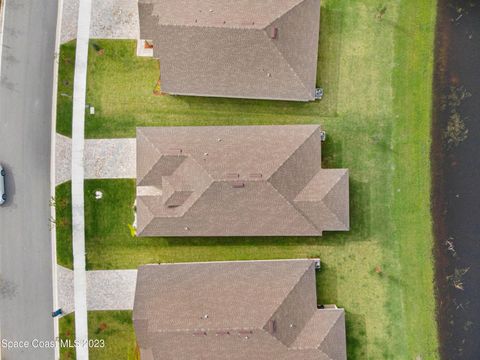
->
[
  {"left": 56, "top": 181, "right": 73, "bottom": 269},
  {"left": 55, "top": 0, "right": 439, "bottom": 359},
  {"left": 59, "top": 311, "right": 137, "bottom": 360}
]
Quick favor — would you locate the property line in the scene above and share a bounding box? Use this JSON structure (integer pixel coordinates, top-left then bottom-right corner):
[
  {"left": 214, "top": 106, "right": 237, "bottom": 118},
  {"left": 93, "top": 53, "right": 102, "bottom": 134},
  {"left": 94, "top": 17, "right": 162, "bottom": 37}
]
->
[{"left": 71, "top": 0, "right": 92, "bottom": 358}]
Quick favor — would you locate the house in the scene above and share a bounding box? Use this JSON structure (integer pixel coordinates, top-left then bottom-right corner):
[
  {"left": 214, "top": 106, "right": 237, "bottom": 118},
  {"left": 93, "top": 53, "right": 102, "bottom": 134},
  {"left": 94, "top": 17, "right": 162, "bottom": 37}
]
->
[
  {"left": 136, "top": 125, "right": 349, "bottom": 237},
  {"left": 137, "top": 0, "right": 321, "bottom": 101},
  {"left": 133, "top": 259, "right": 347, "bottom": 360}
]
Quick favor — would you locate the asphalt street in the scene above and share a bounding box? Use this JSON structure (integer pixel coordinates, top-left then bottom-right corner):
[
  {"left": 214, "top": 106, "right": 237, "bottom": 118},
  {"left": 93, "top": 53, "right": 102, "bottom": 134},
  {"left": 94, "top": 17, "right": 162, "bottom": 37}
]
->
[{"left": 0, "top": 0, "right": 58, "bottom": 358}]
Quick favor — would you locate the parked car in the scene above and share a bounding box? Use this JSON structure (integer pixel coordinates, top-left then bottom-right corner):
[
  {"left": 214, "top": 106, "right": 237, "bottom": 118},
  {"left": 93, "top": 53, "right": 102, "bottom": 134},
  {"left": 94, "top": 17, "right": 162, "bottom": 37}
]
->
[{"left": 0, "top": 165, "right": 6, "bottom": 205}]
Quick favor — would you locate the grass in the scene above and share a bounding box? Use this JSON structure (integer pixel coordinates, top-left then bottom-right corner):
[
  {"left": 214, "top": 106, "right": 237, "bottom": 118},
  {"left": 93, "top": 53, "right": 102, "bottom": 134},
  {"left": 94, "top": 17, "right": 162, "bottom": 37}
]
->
[
  {"left": 56, "top": 181, "right": 73, "bottom": 269},
  {"left": 55, "top": 0, "right": 439, "bottom": 358},
  {"left": 58, "top": 312, "right": 76, "bottom": 360},
  {"left": 57, "top": 42, "right": 75, "bottom": 137},
  {"left": 59, "top": 311, "right": 137, "bottom": 360},
  {"left": 391, "top": 1, "right": 438, "bottom": 357}
]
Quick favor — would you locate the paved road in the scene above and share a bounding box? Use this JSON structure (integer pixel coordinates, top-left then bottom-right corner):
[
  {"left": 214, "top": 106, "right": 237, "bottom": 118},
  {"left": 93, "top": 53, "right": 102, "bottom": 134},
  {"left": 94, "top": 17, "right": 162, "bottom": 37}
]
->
[{"left": 0, "top": 0, "right": 58, "bottom": 358}]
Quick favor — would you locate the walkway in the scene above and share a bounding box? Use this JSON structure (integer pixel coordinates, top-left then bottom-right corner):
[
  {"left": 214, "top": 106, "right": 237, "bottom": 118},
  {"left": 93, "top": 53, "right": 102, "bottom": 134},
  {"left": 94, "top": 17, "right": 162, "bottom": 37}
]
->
[
  {"left": 58, "top": 266, "right": 137, "bottom": 314},
  {"left": 61, "top": 0, "right": 139, "bottom": 44},
  {"left": 56, "top": 134, "right": 136, "bottom": 185},
  {"left": 71, "top": 0, "right": 92, "bottom": 357}
]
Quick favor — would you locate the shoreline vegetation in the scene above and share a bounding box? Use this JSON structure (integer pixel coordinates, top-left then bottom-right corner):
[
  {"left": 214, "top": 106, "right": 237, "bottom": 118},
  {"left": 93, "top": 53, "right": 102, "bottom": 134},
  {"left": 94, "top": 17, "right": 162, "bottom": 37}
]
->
[{"left": 55, "top": 0, "right": 439, "bottom": 358}]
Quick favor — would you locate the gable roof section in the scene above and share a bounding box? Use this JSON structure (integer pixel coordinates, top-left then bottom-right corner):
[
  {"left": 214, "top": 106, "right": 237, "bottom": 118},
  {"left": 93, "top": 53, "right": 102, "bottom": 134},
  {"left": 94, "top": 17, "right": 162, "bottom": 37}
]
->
[
  {"left": 136, "top": 125, "right": 349, "bottom": 236},
  {"left": 291, "top": 309, "right": 347, "bottom": 359},
  {"left": 133, "top": 260, "right": 347, "bottom": 360},
  {"left": 138, "top": 0, "right": 321, "bottom": 101}
]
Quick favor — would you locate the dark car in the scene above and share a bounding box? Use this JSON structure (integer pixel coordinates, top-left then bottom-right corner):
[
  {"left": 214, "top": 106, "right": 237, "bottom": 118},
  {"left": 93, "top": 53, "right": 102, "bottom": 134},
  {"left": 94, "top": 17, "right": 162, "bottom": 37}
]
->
[{"left": 0, "top": 165, "right": 6, "bottom": 205}]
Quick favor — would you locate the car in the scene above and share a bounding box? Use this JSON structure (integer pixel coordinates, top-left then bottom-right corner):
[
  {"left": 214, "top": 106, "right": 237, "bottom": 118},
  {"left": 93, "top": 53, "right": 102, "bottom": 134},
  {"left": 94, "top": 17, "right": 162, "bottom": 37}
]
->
[{"left": 0, "top": 165, "right": 6, "bottom": 205}]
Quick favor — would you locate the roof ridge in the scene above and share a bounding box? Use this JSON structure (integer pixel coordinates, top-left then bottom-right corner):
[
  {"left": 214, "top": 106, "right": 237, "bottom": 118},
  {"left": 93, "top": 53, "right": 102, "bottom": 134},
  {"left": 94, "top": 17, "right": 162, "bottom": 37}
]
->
[
  {"left": 266, "top": 125, "right": 319, "bottom": 182},
  {"left": 267, "top": 182, "right": 321, "bottom": 233},
  {"left": 267, "top": 128, "right": 324, "bottom": 232},
  {"left": 157, "top": 22, "right": 262, "bottom": 31},
  {"left": 263, "top": 0, "right": 306, "bottom": 29},
  {"left": 261, "top": 261, "right": 316, "bottom": 332},
  {"left": 137, "top": 131, "right": 162, "bottom": 184},
  {"left": 289, "top": 309, "right": 343, "bottom": 351},
  {"left": 317, "top": 349, "right": 334, "bottom": 360},
  {"left": 150, "top": 326, "right": 259, "bottom": 333},
  {"left": 321, "top": 170, "right": 348, "bottom": 228},
  {"left": 317, "top": 310, "right": 344, "bottom": 352},
  {"left": 294, "top": 170, "right": 336, "bottom": 202},
  {"left": 259, "top": 328, "right": 292, "bottom": 350},
  {"left": 172, "top": 155, "right": 214, "bottom": 216},
  {"left": 263, "top": 30, "right": 312, "bottom": 98},
  {"left": 136, "top": 197, "right": 154, "bottom": 234},
  {"left": 293, "top": 169, "right": 349, "bottom": 231}
]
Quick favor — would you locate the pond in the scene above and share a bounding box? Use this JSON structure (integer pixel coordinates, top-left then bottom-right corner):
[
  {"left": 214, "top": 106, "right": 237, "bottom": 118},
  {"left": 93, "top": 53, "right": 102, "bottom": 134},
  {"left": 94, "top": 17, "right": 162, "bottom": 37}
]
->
[{"left": 432, "top": 0, "right": 480, "bottom": 358}]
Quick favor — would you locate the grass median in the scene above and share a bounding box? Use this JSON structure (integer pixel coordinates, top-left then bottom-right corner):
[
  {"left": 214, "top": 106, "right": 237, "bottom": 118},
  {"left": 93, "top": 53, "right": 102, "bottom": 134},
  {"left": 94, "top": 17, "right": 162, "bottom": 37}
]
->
[{"left": 55, "top": 0, "right": 438, "bottom": 358}]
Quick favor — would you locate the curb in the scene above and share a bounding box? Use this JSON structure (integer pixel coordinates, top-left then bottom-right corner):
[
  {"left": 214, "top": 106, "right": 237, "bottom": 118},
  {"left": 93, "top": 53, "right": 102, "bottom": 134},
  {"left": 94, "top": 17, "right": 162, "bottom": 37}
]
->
[
  {"left": 51, "top": 0, "right": 65, "bottom": 358},
  {"left": 0, "top": 0, "right": 7, "bottom": 74},
  {"left": 0, "top": 1, "right": 7, "bottom": 358}
]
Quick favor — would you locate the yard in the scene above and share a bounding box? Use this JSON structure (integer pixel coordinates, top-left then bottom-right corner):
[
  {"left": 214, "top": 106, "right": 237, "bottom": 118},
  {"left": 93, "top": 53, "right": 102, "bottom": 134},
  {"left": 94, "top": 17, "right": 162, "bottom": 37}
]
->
[
  {"left": 59, "top": 311, "right": 137, "bottom": 360},
  {"left": 55, "top": 0, "right": 439, "bottom": 359}
]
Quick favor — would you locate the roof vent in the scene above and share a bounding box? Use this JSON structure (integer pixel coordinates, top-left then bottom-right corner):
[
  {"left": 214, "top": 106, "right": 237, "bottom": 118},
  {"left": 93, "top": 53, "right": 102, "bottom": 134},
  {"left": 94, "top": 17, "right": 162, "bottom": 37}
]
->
[
  {"left": 193, "top": 331, "right": 207, "bottom": 336},
  {"left": 249, "top": 173, "right": 262, "bottom": 179},
  {"left": 238, "top": 330, "right": 253, "bottom": 335},
  {"left": 270, "top": 27, "right": 278, "bottom": 39},
  {"left": 216, "top": 331, "right": 230, "bottom": 336},
  {"left": 267, "top": 320, "right": 277, "bottom": 334},
  {"left": 169, "top": 147, "right": 183, "bottom": 154},
  {"left": 232, "top": 182, "right": 245, "bottom": 188},
  {"left": 226, "top": 173, "right": 239, "bottom": 178}
]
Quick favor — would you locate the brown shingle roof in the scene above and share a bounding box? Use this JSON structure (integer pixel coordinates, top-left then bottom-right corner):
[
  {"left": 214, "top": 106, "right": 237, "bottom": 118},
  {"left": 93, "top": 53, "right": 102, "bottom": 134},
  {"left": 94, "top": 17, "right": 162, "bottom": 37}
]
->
[
  {"left": 133, "top": 260, "right": 347, "bottom": 360},
  {"left": 138, "top": 0, "right": 320, "bottom": 101},
  {"left": 136, "top": 125, "right": 349, "bottom": 237}
]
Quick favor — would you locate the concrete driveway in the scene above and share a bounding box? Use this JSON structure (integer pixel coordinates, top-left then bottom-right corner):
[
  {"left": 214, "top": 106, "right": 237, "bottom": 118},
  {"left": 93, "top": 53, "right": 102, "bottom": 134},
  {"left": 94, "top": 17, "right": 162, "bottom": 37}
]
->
[
  {"left": 61, "top": 0, "right": 139, "bottom": 44},
  {"left": 56, "top": 134, "right": 136, "bottom": 184},
  {"left": 58, "top": 266, "right": 137, "bottom": 314}
]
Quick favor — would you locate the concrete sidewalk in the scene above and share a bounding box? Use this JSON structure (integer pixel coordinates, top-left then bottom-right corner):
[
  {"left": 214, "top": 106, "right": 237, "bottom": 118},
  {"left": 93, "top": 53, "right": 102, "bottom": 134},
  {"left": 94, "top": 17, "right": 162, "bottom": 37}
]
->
[
  {"left": 56, "top": 134, "right": 136, "bottom": 185},
  {"left": 70, "top": 0, "right": 93, "bottom": 357},
  {"left": 58, "top": 266, "right": 137, "bottom": 314}
]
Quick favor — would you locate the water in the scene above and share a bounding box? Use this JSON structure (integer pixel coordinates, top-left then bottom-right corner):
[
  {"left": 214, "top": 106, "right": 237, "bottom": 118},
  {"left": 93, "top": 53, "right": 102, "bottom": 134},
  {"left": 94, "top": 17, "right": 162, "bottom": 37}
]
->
[{"left": 432, "top": 0, "right": 480, "bottom": 358}]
